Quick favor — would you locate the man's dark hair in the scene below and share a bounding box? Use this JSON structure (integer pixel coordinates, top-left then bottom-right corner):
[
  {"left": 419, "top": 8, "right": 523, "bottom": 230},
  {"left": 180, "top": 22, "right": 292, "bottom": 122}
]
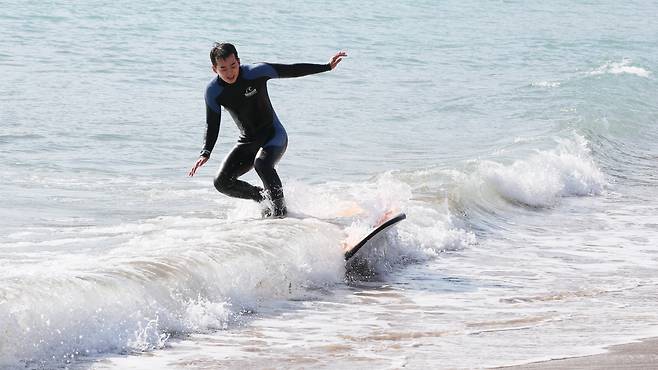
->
[{"left": 210, "top": 42, "right": 238, "bottom": 66}]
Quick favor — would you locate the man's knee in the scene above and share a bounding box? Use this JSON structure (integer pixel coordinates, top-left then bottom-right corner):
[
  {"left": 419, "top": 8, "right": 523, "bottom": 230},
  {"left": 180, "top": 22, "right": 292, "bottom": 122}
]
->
[
  {"left": 253, "top": 157, "right": 273, "bottom": 177},
  {"left": 213, "top": 174, "right": 233, "bottom": 194}
]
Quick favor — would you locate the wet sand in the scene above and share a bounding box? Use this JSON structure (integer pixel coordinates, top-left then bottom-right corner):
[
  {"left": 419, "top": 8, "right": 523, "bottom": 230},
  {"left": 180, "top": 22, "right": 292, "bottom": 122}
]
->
[{"left": 500, "top": 337, "right": 658, "bottom": 369}]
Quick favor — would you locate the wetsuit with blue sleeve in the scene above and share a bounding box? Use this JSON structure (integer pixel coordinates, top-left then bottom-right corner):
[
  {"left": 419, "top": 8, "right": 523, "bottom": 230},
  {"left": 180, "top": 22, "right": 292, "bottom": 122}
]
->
[{"left": 201, "top": 62, "right": 331, "bottom": 216}]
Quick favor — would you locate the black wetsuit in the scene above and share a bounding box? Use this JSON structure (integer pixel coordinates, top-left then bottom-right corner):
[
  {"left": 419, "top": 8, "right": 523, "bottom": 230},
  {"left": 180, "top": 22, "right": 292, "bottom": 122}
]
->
[{"left": 201, "top": 62, "right": 331, "bottom": 216}]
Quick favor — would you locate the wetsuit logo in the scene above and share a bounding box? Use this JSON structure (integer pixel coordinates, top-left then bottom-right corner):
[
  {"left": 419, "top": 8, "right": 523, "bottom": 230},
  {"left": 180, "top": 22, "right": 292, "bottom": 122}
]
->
[{"left": 244, "top": 86, "right": 257, "bottom": 97}]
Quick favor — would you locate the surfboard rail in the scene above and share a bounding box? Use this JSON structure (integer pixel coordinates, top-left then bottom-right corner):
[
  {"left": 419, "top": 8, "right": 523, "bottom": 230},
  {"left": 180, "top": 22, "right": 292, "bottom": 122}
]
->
[{"left": 344, "top": 213, "right": 406, "bottom": 261}]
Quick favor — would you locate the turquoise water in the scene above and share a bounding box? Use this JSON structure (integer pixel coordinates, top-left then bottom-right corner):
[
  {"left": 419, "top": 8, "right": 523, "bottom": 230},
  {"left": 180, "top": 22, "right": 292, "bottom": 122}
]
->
[{"left": 1, "top": 1, "right": 658, "bottom": 368}]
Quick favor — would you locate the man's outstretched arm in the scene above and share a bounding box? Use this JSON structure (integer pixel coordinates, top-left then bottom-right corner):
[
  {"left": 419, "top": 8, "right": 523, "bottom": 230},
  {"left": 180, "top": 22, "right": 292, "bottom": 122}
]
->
[{"left": 269, "top": 51, "right": 347, "bottom": 78}]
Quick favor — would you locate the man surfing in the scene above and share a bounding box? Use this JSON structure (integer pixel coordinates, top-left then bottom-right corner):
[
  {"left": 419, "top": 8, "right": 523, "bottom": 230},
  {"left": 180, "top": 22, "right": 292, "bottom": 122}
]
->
[{"left": 188, "top": 42, "right": 346, "bottom": 217}]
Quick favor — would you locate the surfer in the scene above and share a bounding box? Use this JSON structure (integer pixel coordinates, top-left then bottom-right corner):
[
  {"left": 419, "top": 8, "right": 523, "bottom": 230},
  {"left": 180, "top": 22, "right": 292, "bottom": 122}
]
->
[{"left": 188, "top": 43, "right": 346, "bottom": 217}]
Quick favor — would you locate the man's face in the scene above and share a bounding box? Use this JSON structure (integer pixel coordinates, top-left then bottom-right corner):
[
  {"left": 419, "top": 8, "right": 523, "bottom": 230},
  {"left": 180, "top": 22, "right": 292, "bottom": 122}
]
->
[{"left": 212, "top": 54, "right": 240, "bottom": 84}]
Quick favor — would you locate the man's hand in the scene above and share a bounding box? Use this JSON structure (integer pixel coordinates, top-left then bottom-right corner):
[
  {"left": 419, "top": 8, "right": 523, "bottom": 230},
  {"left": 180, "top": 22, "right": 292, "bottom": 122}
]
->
[
  {"left": 188, "top": 156, "right": 209, "bottom": 177},
  {"left": 329, "top": 51, "right": 347, "bottom": 70}
]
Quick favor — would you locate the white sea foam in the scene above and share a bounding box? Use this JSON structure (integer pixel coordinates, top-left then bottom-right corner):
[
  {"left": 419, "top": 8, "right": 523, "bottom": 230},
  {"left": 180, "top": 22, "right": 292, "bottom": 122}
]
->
[
  {"left": 476, "top": 134, "right": 605, "bottom": 207},
  {"left": 0, "top": 213, "right": 345, "bottom": 367},
  {"left": 531, "top": 80, "right": 561, "bottom": 88},
  {"left": 589, "top": 59, "right": 652, "bottom": 78}
]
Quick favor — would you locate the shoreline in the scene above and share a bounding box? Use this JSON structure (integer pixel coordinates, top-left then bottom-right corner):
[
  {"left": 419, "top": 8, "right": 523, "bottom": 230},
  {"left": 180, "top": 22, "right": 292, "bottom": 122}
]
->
[{"left": 498, "top": 337, "right": 658, "bottom": 369}]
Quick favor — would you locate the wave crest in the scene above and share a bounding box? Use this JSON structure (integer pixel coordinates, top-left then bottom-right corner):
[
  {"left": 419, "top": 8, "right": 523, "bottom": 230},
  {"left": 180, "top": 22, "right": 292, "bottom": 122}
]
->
[{"left": 477, "top": 135, "right": 605, "bottom": 208}]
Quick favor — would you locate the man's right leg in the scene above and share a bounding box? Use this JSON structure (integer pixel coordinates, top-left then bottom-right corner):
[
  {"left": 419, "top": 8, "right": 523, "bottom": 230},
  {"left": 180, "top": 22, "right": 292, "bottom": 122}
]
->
[
  {"left": 214, "top": 142, "right": 263, "bottom": 202},
  {"left": 254, "top": 119, "right": 289, "bottom": 217}
]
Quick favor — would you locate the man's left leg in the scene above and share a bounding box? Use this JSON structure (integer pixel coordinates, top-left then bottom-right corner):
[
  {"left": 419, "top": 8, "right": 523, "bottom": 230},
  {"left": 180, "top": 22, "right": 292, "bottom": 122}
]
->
[{"left": 214, "top": 141, "right": 263, "bottom": 201}]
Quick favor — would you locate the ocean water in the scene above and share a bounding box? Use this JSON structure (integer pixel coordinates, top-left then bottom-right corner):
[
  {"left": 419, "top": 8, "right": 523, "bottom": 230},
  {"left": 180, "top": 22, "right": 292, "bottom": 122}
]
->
[{"left": 1, "top": 0, "right": 658, "bottom": 368}]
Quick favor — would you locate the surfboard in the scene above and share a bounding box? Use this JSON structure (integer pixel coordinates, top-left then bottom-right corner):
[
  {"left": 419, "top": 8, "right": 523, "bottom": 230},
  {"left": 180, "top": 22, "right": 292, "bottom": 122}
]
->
[{"left": 343, "top": 212, "right": 406, "bottom": 261}]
